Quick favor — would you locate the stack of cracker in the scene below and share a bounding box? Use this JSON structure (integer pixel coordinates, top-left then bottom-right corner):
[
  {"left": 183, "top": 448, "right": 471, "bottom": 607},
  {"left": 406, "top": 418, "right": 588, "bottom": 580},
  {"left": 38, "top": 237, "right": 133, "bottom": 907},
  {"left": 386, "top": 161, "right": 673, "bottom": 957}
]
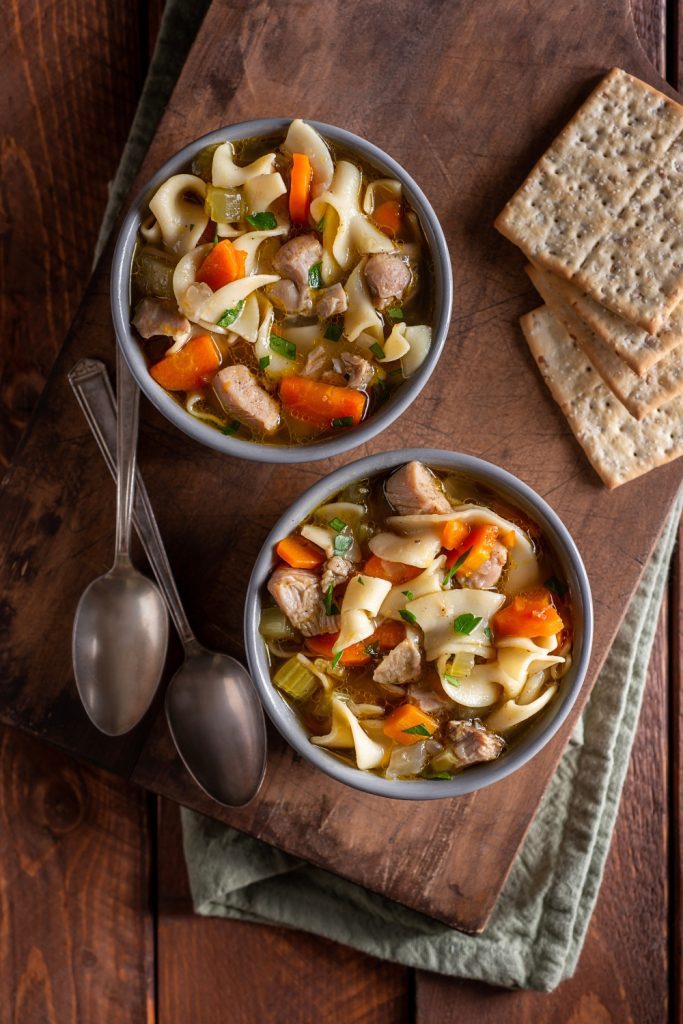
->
[{"left": 495, "top": 67, "right": 683, "bottom": 488}]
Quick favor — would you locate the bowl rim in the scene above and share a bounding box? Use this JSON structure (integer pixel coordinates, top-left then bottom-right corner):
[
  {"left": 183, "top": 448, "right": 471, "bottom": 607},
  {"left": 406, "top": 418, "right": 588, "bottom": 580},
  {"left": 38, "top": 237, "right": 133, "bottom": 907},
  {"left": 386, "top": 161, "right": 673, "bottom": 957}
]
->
[
  {"left": 111, "top": 117, "right": 453, "bottom": 464},
  {"left": 244, "top": 448, "right": 594, "bottom": 800}
]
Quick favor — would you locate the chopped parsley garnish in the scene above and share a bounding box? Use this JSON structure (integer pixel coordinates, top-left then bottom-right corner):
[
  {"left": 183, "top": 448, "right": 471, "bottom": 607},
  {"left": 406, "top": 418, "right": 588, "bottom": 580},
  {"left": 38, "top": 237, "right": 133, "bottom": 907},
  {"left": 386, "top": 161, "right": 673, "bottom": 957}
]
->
[
  {"left": 308, "top": 262, "right": 322, "bottom": 288},
  {"left": 189, "top": 223, "right": 195, "bottom": 230},
  {"left": 401, "top": 590, "right": 414, "bottom": 601},
  {"left": 269, "top": 333, "right": 297, "bottom": 360},
  {"left": 386, "top": 306, "right": 403, "bottom": 319},
  {"left": 246, "top": 211, "right": 277, "bottom": 230},
  {"left": 399, "top": 609, "right": 417, "bottom": 624},
  {"left": 324, "top": 323, "right": 343, "bottom": 342},
  {"left": 545, "top": 575, "right": 567, "bottom": 597},
  {"left": 444, "top": 673, "right": 460, "bottom": 686},
  {"left": 357, "top": 576, "right": 365, "bottom": 585},
  {"left": 370, "top": 342, "right": 385, "bottom": 361},
  {"left": 333, "top": 534, "right": 353, "bottom": 557},
  {"left": 316, "top": 215, "right": 325, "bottom": 233},
  {"left": 258, "top": 355, "right": 270, "bottom": 371},
  {"left": 220, "top": 420, "right": 240, "bottom": 436},
  {"left": 331, "top": 649, "right": 343, "bottom": 669},
  {"left": 442, "top": 547, "right": 472, "bottom": 587},
  {"left": 483, "top": 626, "right": 493, "bottom": 642},
  {"left": 364, "top": 642, "right": 380, "bottom": 658},
  {"left": 425, "top": 771, "right": 452, "bottom": 780},
  {"left": 328, "top": 517, "right": 347, "bottom": 532},
  {"left": 453, "top": 613, "right": 482, "bottom": 636},
  {"left": 403, "top": 723, "right": 431, "bottom": 737},
  {"left": 324, "top": 583, "right": 336, "bottom": 615},
  {"left": 332, "top": 416, "right": 354, "bottom": 428},
  {"left": 216, "top": 300, "right": 245, "bottom": 328}
]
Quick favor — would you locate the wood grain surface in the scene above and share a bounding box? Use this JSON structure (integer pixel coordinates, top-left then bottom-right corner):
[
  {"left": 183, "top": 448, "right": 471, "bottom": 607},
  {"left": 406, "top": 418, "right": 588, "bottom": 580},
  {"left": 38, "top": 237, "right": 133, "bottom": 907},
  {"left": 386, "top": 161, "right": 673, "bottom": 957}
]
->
[
  {"left": 0, "top": 0, "right": 680, "bottom": 1020},
  {"left": 1, "top": 0, "right": 681, "bottom": 936},
  {"left": 0, "top": 725, "right": 154, "bottom": 1024}
]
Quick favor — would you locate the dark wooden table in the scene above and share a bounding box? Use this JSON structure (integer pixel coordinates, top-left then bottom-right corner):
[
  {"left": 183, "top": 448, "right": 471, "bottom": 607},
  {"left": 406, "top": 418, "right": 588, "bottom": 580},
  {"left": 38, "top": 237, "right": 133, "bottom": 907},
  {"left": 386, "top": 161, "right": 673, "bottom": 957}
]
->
[{"left": 1, "top": 3, "right": 680, "bottom": 1021}]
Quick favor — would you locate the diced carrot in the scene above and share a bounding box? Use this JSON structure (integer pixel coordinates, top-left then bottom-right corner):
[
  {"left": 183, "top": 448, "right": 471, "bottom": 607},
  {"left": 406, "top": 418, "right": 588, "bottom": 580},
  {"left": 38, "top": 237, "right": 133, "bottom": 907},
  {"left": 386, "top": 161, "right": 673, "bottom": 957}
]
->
[
  {"left": 445, "top": 524, "right": 498, "bottom": 577},
  {"left": 372, "top": 199, "right": 402, "bottom": 238},
  {"left": 275, "top": 535, "right": 325, "bottom": 570},
  {"left": 196, "top": 239, "right": 246, "bottom": 290},
  {"left": 363, "top": 554, "right": 422, "bottom": 585},
  {"left": 305, "top": 633, "right": 371, "bottom": 666},
  {"left": 280, "top": 376, "right": 366, "bottom": 428},
  {"left": 440, "top": 520, "right": 470, "bottom": 551},
  {"left": 372, "top": 620, "right": 406, "bottom": 650},
  {"left": 383, "top": 704, "right": 438, "bottom": 746},
  {"left": 305, "top": 620, "right": 405, "bottom": 666},
  {"left": 149, "top": 334, "right": 220, "bottom": 391},
  {"left": 501, "top": 529, "right": 517, "bottom": 549},
  {"left": 289, "top": 153, "right": 313, "bottom": 223},
  {"left": 493, "top": 587, "right": 564, "bottom": 638}
]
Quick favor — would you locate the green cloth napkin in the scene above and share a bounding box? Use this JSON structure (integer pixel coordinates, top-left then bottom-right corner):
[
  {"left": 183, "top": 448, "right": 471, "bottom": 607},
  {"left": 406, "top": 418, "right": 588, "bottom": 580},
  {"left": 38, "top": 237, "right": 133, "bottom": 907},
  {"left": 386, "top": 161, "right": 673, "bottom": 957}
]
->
[{"left": 100, "top": 0, "right": 682, "bottom": 992}]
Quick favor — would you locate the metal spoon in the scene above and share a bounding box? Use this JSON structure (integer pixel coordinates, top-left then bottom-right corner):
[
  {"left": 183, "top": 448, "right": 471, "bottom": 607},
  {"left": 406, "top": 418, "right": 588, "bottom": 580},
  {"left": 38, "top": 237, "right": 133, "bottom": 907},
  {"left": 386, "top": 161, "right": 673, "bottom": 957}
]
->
[
  {"left": 69, "top": 358, "right": 267, "bottom": 806},
  {"left": 71, "top": 348, "right": 168, "bottom": 735}
]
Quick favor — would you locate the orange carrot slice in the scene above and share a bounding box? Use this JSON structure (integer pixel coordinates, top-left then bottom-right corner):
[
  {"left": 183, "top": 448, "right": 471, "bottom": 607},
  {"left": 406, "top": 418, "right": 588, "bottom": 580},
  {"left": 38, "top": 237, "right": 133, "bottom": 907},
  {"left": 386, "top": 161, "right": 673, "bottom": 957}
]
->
[
  {"left": 383, "top": 704, "right": 438, "bottom": 746},
  {"left": 493, "top": 588, "right": 564, "bottom": 638},
  {"left": 149, "top": 335, "right": 220, "bottom": 391},
  {"left": 445, "top": 524, "right": 498, "bottom": 577},
  {"left": 440, "top": 520, "right": 470, "bottom": 551},
  {"left": 196, "top": 239, "right": 246, "bottom": 291},
  {"left": 279, "top": 376, "right": 366, "bottom": 428},
  {"left": 372, "top": 199, "right": 402, "bottom": 237},
  {"left": 305, "top": 620, "right": 405, "bottom": 667},
  {"left": 363, "top": 554, "right": 422, "bottom": 585},
  {"left": 289, "top": 153, "right": 313, "bottom": 223},
  {"left": 275, "top": 535, "right": 325, "bottom": 570}
]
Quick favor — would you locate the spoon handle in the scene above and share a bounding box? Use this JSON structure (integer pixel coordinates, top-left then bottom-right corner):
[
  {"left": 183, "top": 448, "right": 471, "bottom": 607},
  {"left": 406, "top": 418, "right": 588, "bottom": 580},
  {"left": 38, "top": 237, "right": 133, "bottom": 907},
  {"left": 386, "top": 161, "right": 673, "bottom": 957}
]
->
[
  {"left": 69, "top": 358, "right": 199, "bottom": 653},
  {"left": 114, "top": 346, "right": 139, "bottom": 563}
]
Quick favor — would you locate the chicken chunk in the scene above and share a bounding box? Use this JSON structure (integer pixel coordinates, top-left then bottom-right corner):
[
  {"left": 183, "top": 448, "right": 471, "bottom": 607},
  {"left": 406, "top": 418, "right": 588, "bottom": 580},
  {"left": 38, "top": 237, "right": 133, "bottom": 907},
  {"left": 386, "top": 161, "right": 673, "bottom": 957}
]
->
[
  {"left": 373, "top": 636, "right": 422, "bottom": 685},
  {"left": 406, "top": 685, "right": 453, "bottom": 715},
  {"left": 267, "top": 566, "right": 340, "bottom": 637},
  {"left": 213, "top": 365, "right": 280, "bottom": 435},
  {"left": 314, "top": 282, "right": 348, "bottom": 318},
  {"left": 461, "top": 541, "right": 508, "bottom": 590},
  {"left": 133, "top": 297, "right": 191, "bottom": 344},
  {"left": 272, "top": 234, "right": 322, "bottom": 288},
  {"left": 267, "top": 279, "right": 313, "bottom": 315},
  {"left": 321, "top": 555, "right": 354, "bottom": 594},
  {"left": 341, "top": 352, "right": 374, "bottom": 390},
  {"left": 447, "top": 719, "right": 504, "bottom": 766},
  {"left": 364, "top": 253, "right": 411, "bottom": 309},
  {"left": 301, "top": 346, "right": 329, "bottom": 380},
  {"left": 385, "top": 461, "right": 452, "bottom": 515}
]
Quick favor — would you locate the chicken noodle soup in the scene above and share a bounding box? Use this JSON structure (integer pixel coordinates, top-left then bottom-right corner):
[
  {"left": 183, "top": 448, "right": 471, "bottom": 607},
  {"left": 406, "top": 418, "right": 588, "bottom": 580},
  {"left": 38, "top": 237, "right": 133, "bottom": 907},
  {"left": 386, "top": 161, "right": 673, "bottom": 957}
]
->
[
  {"left": 130, "top": 120, "right": 434, "bottom": 445},
  {"left": 259, "top": 461, "right": 573, "bottom": 780}
]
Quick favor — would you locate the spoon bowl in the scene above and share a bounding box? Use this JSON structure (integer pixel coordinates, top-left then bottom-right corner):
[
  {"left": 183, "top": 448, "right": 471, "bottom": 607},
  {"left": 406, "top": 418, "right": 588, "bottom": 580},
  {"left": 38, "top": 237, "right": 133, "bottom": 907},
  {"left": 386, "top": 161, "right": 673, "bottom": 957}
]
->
[
  {"left": 72, "top": 349, "right": 168, "bottom": 737},
  {"left": 73, "top": 562, "right": 168, "bottom": 736},
  {"left": 165, "top": 647, "right": 267, "bottom": 807}
]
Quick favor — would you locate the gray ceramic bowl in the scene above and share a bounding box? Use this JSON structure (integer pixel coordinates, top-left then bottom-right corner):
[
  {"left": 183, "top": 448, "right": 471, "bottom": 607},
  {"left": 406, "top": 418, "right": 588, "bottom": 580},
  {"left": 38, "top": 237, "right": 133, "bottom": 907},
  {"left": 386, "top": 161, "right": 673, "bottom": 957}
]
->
[
  {"left": 244, "top": 448, "right": 593, "bottom": 799},
  {"left": 111, "top": 118, "right": 452, "bottom": 463}
]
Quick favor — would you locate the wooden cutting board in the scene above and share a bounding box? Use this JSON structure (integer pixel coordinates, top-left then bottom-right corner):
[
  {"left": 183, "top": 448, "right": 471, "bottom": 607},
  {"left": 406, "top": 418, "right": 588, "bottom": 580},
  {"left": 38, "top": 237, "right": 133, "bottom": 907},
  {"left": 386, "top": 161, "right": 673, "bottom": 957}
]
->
[{"left": 1, "top": 0, "right": 680, "bottom": 934}]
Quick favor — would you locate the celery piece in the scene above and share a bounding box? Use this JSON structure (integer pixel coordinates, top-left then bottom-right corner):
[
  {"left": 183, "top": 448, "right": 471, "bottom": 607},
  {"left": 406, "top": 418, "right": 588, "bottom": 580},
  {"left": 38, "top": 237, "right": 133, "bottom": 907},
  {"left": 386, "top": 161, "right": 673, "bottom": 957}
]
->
[
  {"left": 273, "top": 657, "right": 318, "bottom": 701},
  {"left": 132, "top": 247, "right": 175, "bottom": 299},
  {"left": 259, "top": 607, "right": 296, "bottom": 641},
  {"left": 446, "top": 651, "right": 475, "bottom": 678},
  {"left": 429, "top": 748, "right": 460, "bottom": 774},
  {"left": 206, "top": 185, "right": 244, "bottom": 224}
]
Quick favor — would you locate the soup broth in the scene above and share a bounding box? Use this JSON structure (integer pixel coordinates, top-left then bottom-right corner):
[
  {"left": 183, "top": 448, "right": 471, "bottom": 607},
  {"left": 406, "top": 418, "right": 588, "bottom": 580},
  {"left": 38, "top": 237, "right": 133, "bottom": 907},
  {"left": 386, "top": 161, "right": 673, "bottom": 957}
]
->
[{"left": 259, "top": 461, "right": 573, "bottom": 781}]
